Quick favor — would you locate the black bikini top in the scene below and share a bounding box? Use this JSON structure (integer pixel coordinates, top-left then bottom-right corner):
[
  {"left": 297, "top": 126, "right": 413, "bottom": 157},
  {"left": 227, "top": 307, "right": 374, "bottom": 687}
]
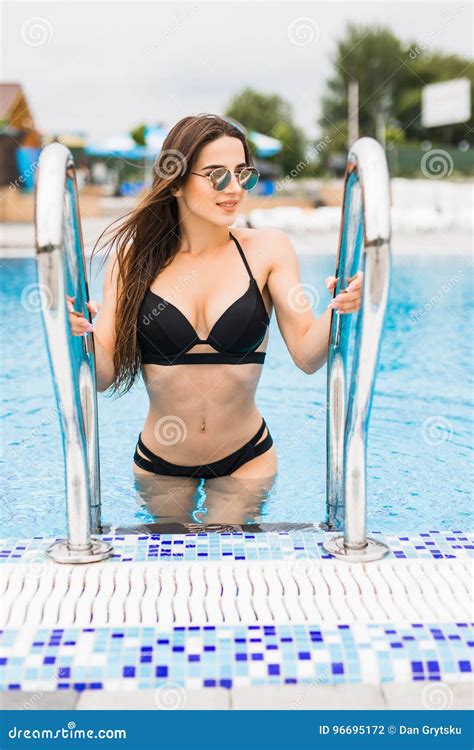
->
[{"left": 137, "top": 232, "right": 270, "bottom": 365}]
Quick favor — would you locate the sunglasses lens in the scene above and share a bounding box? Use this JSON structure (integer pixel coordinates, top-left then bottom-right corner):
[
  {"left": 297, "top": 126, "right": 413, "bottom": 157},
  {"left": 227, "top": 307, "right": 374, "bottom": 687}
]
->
[
  {"left": 240, "top": 168, "right": 259, "bottom": 190},
  {"left": 210, "top": 168, "right": 231, "bottom": 191}
]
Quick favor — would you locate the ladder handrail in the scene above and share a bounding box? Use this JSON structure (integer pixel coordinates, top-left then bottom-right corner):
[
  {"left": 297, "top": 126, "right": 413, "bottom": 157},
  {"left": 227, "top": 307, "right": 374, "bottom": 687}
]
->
[
  {"left": 323, "top": 137, "right": 391, "bottom": 562},
  {"left": 34, "top": 142, "right": 112, "bottom": 563}
]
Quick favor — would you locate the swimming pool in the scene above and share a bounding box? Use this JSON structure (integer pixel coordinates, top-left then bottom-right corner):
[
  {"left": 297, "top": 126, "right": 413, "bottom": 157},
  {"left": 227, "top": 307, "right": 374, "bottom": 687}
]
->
[{"left": 1, "top": 249, "right": 472, "bottom": 537}]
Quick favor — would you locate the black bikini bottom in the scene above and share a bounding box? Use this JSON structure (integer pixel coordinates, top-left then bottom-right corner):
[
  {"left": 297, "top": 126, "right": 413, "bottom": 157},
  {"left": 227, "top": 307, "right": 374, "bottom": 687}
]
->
[{"left": 133, "top": 418, "right": 273, "bottom": 479}]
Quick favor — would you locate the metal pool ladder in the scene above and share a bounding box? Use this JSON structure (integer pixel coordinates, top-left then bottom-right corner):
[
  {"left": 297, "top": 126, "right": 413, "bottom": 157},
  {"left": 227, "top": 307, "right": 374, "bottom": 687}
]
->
[
  {"left": 34, "top": 142, "right": 113, "bottom": 563},
  {"left": 322, "top": 137, "right": 391, "bottom": 562}
]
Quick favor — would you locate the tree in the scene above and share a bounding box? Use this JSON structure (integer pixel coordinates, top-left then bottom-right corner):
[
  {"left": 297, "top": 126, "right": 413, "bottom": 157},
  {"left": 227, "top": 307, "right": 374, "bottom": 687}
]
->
[
  {"left": 130, "top": 123, "right": 146, "bottom": 146},
  {"left": 319, "top": 23, "right": 473, "bottom": 154},
  {"left": 319, "top": 24, "right": 405, "bottom": 150},
  {"left": 225, "top": 87, "right": 307, "bottom": 175}
]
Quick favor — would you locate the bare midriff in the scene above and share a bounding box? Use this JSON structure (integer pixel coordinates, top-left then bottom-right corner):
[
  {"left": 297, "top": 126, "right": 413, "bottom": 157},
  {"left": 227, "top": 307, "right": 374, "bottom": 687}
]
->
[{"left": 138, "top": 353, "right": 267, "bottom": 466}]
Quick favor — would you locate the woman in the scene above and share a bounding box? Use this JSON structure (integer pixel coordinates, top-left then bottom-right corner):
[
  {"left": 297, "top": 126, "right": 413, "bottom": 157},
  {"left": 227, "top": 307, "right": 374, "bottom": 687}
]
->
[{"left": 69, "top": 114, "right": 363, "bottom": 525}]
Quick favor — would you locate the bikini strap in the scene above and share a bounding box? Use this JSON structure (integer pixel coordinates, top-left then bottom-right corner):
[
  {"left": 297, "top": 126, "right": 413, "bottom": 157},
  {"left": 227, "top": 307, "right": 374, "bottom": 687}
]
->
[
  {"left": 249, "top": 418, "right": 267, "bottom": 446},
  {"left": 136, "top": 433, "right": 158, "bottom": 461},
  {"left": 134, "top": 432, "right": 163, "bottom": 472},
  {"left": 229, "top": 231, "right": 254, "bottom": 281}
]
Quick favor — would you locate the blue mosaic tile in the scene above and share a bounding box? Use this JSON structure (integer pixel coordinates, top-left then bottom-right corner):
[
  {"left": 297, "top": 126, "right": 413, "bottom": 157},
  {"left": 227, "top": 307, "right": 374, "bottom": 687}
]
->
[
  {"left": 0, "top": 530, "right": 472, "bottom": 564},
  {"left": 0, "top": 623, "right": 472, "bottom": 692}
]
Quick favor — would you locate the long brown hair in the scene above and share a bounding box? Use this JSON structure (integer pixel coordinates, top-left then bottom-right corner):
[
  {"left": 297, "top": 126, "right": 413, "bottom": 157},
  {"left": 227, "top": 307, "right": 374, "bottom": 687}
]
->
[{"left": 90, "top": 113, "right": 254, "bottom": 397}]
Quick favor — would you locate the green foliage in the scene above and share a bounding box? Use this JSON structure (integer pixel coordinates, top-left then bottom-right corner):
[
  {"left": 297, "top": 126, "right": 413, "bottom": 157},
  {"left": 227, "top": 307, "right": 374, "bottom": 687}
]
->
[
  {"left": 226, "top": 87, "right": 291, "bottom": 134},
  {"left": 319, "top": 22, "right": 473, "bottom": 162},
  {"left": 385, "top": 125, "right": 406, "bottom": 145},
  {"left": 319, "top": 23, "right": 404, "bottom": 143},
  {"left": 130, "top": 123, "right": 146, "bottom": 147},
  {"left": 225, "top": 87, "right": 307, "bottom": 175}
]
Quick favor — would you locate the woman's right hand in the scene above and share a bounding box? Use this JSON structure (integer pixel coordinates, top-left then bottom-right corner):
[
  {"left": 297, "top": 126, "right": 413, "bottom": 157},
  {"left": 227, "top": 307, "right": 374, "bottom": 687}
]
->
[{"left": 66, "top": 295, "right": 101, "bottom": 336}]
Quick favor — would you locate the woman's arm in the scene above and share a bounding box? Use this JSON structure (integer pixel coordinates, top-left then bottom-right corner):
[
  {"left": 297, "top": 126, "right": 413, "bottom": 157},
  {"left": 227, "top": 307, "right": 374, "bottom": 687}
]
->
[
  {"left": 266, "top": 229, "right": 363, "bottom": 375},
  {"left": 91, "top": 254, "right": 120, "bottom": 392},
  {"left": 67, "top": 253, "right": 120, "bottom": 392}
]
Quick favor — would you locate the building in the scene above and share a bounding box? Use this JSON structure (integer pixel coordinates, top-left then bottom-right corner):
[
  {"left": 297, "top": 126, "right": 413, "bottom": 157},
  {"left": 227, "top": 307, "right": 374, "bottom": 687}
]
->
[{"left": 0, "top": 82, "right": 41, "bottom": 188}]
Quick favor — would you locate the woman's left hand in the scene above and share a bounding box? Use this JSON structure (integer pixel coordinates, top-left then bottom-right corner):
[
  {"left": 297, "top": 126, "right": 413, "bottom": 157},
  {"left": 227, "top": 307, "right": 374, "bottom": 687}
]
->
[{"left": 325, "top": 271, "right": 364, "bottom": 314}]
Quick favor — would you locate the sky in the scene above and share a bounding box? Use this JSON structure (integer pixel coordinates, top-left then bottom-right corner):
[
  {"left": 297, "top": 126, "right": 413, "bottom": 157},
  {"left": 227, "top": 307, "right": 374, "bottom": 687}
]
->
[{"left": 2, "top": 1, "right": 472, "bottom": 141}]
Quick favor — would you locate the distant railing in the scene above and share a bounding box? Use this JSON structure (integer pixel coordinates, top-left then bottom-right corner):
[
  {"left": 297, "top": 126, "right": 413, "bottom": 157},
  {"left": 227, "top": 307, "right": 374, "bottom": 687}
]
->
[
  {"left": 34, "top": 143, "right": 113, "bottom": 563},
  {"left": 322, "top": 137, "right": 391, "bottom": 562}
]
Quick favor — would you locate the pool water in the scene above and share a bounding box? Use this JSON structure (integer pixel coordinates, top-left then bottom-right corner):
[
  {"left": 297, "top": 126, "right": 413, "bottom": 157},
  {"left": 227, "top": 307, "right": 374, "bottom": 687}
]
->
[{"left": 1, "top": 250, "right": 472, "bottom": 537}]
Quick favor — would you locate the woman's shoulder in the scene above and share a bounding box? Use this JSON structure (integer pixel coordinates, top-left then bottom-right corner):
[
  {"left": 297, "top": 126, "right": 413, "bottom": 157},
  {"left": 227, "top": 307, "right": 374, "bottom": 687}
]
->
[
  {"left": 231, "top": 226, "right": 294, "bottom": 267},
  {"left": 231, "top": 226, "right": 290, "bottom": 254}
]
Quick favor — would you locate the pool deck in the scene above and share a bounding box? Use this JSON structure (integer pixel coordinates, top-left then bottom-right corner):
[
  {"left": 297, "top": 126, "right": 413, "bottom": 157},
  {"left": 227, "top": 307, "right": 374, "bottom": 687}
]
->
[
  {"left": 1, "top": 219, "right": 473, "bottom": 257},
  {"left": 0, "top": 528, "right": 472, "bottom": 710}
]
